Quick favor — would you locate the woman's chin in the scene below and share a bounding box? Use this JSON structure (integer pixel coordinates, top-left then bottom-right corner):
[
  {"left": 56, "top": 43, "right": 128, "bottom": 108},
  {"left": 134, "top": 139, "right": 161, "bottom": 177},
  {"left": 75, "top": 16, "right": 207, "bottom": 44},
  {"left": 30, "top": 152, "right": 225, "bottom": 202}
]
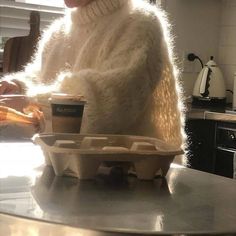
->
[{"left": 64, "top": 0, "right": 80, "bottom": 8}]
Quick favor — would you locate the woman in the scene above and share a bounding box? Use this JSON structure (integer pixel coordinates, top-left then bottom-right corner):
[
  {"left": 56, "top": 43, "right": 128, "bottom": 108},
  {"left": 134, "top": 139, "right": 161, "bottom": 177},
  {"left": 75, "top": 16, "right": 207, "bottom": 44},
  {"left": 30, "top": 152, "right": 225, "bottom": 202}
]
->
[{"left": 0, "top": 0, "right": 186, "bottom": 163}]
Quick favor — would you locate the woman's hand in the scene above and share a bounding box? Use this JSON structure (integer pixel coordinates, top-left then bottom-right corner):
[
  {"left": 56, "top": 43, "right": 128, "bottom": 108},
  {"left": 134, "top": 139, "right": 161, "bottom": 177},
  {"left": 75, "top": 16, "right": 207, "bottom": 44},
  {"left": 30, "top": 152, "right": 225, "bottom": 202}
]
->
[
  {"left": 0, "top": 95, "right": 29, "bottom": 112},
  {"left": 0, "top": 104, "right": 45, "bottom": 133},
  {"left": 0, "top": 80, "right": 21, "bottom": 94}
]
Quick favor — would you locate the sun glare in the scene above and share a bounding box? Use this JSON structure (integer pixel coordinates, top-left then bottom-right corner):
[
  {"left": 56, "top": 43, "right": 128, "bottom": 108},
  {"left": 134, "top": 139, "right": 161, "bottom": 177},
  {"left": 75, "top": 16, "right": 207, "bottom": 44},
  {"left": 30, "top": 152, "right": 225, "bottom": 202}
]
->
[{"left": 0, "top": 142, "right": 44, "bottom": 179}]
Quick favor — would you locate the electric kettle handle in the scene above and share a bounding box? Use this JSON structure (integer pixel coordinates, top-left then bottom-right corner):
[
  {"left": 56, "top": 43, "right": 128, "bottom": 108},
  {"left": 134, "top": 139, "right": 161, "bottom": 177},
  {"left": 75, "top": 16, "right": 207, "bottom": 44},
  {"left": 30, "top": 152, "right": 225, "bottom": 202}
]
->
[{"left": 200, "top": 67, "right": 211, "bottom": 97}]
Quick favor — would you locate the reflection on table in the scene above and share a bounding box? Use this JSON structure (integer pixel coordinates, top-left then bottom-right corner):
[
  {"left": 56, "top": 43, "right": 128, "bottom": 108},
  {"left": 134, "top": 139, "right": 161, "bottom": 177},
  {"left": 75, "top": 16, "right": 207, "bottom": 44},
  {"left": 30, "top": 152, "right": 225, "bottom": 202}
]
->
[{"left": 0, "top": 142, "right": 236, "bottom": 235}]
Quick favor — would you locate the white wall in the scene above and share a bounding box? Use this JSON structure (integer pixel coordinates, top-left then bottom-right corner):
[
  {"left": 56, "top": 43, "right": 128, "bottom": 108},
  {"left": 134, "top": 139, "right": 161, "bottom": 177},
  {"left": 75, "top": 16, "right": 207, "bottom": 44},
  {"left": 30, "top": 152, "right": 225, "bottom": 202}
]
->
[
  {"left": 164, "top": 0, "right": 222, "bottom": 99},
  {"left": 218, "top": 0, "right": 236, "bottom": 102}
]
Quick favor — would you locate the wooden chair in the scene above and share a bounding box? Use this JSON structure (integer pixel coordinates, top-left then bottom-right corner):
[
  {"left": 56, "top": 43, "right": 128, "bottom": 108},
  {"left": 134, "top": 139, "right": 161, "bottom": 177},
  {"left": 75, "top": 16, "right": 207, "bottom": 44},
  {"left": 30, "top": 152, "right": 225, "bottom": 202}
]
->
[{"left": 3, "top": 11, "right": 40, "bottom": 73}]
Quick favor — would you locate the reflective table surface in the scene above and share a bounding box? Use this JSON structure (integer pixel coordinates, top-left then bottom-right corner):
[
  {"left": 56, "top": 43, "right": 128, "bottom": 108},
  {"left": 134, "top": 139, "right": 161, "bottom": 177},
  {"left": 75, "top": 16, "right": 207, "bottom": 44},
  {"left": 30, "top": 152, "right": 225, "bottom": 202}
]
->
[{"left": 0, "top": 142, "right": 236, "bottom": 235}]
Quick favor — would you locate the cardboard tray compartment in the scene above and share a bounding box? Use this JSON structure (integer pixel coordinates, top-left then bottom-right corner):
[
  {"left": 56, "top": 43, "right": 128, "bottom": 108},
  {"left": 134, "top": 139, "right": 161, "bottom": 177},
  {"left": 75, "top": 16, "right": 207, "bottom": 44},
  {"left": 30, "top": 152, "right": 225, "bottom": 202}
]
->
[{"left": 33, "top": 133, "right": 183, "bottom": 180}]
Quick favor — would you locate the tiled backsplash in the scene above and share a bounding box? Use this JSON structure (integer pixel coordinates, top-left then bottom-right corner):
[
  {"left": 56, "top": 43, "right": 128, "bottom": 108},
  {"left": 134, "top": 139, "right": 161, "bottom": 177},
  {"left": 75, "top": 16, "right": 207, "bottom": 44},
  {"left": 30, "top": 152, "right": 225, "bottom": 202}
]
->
[
  {"left": 166, "top": 0, "right": 236, "bottom": 102},
  {"left": 219, "top": 0, "right": 236, "bottom": 101},
  {"left": 165, "top": 0, "right": 222, "bottom": 99}
]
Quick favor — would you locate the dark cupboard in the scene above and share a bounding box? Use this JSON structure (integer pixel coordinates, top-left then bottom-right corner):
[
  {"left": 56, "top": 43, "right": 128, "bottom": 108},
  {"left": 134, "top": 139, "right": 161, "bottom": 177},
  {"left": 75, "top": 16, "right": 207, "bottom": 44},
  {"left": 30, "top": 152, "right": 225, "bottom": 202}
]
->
[{"left": 186, "top": 119, "right": 235, "bottom": 178}]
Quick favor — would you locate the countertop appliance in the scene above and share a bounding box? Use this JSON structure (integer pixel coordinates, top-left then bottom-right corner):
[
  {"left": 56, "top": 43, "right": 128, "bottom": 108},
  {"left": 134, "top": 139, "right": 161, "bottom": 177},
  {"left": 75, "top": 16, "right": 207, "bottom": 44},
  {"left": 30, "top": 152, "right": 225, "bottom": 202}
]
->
[{"left": 192, "top": 56, "right": 226, "bottom": 107}]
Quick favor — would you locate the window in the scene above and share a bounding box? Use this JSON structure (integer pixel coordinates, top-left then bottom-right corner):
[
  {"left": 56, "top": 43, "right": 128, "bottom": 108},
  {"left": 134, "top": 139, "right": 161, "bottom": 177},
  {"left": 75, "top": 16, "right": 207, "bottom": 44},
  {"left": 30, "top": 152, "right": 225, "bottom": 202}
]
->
[
  {"left": 15, "top": 0, "right": 65, "bottom": 8},
  {"left": 0, "top": 0, "right": 65, "bottom": 37},
  {"left": 0, "top": 0, "right": 65, "bottom": 72}
]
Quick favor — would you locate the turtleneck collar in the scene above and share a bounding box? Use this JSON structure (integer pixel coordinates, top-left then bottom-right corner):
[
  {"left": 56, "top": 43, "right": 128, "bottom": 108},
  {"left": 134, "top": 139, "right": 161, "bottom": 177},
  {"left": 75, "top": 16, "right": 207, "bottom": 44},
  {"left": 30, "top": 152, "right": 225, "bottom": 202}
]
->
[{"left": 70, "top": 0, "right": 127, "bottom": 25}]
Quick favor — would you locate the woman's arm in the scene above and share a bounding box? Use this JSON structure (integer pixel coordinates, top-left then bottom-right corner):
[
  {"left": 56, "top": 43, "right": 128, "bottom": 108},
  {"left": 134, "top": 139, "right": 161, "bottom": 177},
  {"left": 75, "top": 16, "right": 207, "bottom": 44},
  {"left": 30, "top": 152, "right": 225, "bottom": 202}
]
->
[{"left": 56, "top": 16, "right": 165, "bottom": 133}]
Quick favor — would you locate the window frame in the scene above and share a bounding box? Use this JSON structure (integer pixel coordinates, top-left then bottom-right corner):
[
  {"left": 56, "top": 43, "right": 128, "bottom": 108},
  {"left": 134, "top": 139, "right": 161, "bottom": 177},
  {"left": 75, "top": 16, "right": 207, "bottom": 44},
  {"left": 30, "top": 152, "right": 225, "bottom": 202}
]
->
[
  {"left": 15, "top": 0, "right": 65, "bottom": 8},
  {"left": 0, "top": 0, "right": 65, "bottom": 37}
]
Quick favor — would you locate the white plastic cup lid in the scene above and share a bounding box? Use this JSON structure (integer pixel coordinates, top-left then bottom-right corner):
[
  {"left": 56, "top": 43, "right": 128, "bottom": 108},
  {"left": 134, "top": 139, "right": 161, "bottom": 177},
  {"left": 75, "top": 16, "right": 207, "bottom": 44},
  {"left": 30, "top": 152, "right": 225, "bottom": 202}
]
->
[{"left": 50, "top": 93, "right": 86, "bottom": 105}]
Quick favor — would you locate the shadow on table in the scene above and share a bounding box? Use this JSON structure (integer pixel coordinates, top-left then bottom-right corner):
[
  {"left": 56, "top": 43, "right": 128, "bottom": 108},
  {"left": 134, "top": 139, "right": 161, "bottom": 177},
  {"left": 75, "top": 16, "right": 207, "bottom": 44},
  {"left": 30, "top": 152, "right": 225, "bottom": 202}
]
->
[{"left": 31, "top": 165, "right": 171, "bottom": 216}]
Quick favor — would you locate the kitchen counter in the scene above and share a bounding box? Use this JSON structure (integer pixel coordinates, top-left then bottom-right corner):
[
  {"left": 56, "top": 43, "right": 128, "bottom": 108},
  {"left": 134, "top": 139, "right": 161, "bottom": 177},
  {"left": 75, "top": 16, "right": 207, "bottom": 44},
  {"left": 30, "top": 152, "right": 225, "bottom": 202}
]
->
[
  {"left": 0, "top": 142, "right": 236, "bottom": 235},
  {"left": 187, "top": 104, "right": 236, "bottom": 122}
]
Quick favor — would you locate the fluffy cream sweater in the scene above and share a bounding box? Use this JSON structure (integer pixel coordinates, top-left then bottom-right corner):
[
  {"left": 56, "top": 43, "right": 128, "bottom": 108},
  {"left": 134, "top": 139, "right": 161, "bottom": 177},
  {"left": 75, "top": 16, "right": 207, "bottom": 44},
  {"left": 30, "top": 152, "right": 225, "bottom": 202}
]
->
[{"left": 4, "top": 0, "right": 185, "bottom": 151}]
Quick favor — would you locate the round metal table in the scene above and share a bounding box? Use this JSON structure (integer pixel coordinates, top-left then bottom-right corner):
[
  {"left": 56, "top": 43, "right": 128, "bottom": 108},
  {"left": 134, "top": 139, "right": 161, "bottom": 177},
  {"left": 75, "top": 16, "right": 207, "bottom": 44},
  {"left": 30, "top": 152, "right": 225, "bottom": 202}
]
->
[{"left": 0, "top": 142, "right": 236, "bottom": 235}]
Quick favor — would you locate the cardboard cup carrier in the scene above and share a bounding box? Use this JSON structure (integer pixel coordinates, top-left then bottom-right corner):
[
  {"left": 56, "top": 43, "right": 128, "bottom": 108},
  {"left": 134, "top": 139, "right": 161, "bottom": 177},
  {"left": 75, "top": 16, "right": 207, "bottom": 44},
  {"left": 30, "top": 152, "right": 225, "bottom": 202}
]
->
[
  {"left": 50, "top": 94, "right": 86, "bottom": 133},
  {"left": 33, "top": 133, "right": 184, "bottom": 180}
]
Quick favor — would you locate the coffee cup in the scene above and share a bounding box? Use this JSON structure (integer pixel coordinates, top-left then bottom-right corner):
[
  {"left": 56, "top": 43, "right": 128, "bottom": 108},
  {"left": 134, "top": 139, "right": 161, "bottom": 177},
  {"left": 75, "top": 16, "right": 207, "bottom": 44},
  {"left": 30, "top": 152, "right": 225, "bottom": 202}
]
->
[{"left": 50, "top": 93, "right": 86, "bottom": 133}]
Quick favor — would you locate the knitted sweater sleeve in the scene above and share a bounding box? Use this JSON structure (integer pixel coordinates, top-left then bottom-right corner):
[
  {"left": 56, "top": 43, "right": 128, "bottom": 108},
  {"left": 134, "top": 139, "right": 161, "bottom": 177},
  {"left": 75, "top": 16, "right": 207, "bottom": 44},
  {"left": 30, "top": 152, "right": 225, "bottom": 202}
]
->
[{"left": 57, "top": 17, "right": 166, "bottom": 133}]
